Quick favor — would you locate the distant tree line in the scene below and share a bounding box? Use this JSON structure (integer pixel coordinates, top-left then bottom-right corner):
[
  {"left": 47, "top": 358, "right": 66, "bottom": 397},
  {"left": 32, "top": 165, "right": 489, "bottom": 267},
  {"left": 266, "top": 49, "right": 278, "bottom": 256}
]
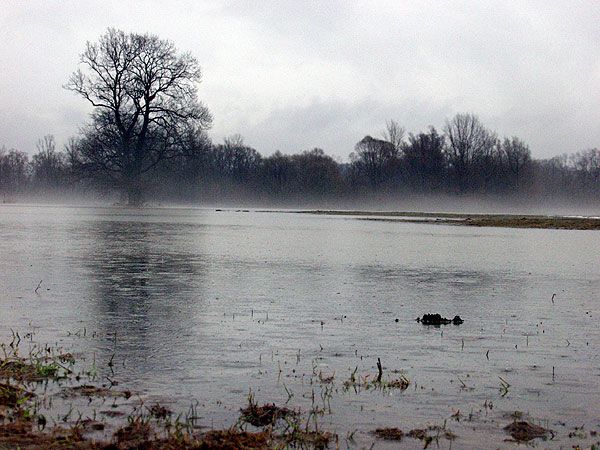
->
[
  {"left": 1, "top": 113, "right": 599, "bottom": 204},
  {"left": 1, "top": 135, "right": 76, "bottom": 199}
]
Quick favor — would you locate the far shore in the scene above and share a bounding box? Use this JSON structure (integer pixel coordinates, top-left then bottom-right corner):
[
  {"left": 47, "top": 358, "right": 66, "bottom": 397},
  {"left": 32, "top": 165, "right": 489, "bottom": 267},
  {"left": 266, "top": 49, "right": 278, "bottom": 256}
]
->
[{"left": 282, "top": 210, "right": 600, "bottom": 230}]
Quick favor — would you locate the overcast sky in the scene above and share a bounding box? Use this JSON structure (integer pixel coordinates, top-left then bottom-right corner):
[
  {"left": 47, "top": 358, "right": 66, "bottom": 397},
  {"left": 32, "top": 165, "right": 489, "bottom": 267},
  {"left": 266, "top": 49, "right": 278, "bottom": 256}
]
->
[{"left": 1, "top": 0, "right": 599, "bottom": 160}]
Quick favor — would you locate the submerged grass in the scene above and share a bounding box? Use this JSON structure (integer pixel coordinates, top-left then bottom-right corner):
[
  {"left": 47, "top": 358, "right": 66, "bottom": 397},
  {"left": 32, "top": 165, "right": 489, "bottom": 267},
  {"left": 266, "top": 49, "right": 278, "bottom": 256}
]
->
[
  {"left": 0, "top": 334, "right": 74, "bottom": 383},
  {"left": 1, "top": 328, "right": 597, "bottom": 448},
  {"left": 200, "top": 428, "right": 274, "bottom": 449},
  {"left": 0, "top": 420, "right": 87, "bottom": 450},
  {"left": 0, "top": 335, "right": 340, "bottom": 449},
  {"left": 342, "top": 364, "right": 410, "bottom": 392},
  {"left": 372, "top": 427, "right": 404, "bottom": 440},
  {"left": 282, "top": 429, "right": 335, "bottom": 449},
  {"left": 406, "top": 425, "right": 457, "bottom": 449},
  {"left": 60, "top": 385, "right": 132, "bottom": 399},
  {"left": 239, "top": 391, "right": 296, "bottom": 427}
]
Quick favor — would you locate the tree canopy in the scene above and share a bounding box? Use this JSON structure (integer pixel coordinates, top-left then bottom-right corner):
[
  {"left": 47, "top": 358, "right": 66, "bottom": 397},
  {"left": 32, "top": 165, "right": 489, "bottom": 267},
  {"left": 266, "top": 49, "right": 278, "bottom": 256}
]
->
[{"left": 66, "top": 28, "right": 212, "bottom": 205}]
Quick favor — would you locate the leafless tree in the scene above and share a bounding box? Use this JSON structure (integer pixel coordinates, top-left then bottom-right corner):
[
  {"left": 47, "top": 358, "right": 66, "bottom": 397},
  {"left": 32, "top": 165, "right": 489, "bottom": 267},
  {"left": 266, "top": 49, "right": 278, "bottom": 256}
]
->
[
  {"left": 291, "top": 148, "right": 342, "bottom": 197},
  {"left": 66, "top": 28, "right": 212, "bottom": 205},
  {"left": 213, "top": 135, "right": 262, "bottom": 181},
  {"left": 404, "top": 126, "right": 446, "bottom": 190},
  {"left": 0, "top": 147, "right": 30, "bottom": 197},
  {"left": 569, "top": 148, "right": 600, "bottom": 194},
  {"left": 382, "top": 119, "right": 405, "bottom": 154},
  {"left": 501, "top": 136, "right": 531, "bottom": 189},
  {"left": 31, "top": 135, "right": 68, "bottom": 190},
  {"left": 351, "top": 135, "right": 399, "bottom": 187},
  {"left": 444, "top": 113, "right": 497, "bottom": 192}
]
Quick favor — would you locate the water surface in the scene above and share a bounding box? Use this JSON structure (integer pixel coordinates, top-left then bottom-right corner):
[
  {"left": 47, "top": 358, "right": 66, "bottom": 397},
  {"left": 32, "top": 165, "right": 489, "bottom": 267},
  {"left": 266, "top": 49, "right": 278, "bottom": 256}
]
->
[{"left": 1, "top": 205, "right": 599, "bottom": 448}]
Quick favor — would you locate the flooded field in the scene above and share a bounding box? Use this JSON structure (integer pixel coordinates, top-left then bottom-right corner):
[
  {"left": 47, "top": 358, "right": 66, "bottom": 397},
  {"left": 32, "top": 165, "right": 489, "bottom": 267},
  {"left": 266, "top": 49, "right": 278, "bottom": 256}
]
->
[{"left": 1, "top": 204, "right": 599, "bottom": 448}]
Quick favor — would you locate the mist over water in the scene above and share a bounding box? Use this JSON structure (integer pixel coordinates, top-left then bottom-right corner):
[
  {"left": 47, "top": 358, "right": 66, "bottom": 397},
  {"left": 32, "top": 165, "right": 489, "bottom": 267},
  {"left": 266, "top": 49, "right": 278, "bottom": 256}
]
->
[{"left": 1, "top": 205, "right": 599, "bottom": 448}]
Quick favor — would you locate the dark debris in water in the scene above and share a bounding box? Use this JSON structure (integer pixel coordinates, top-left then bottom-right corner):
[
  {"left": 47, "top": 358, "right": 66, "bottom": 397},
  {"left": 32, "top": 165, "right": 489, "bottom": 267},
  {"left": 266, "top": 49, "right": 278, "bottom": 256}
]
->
[{"left": 417, "top": 313, "right": 464, "bottom": 326}]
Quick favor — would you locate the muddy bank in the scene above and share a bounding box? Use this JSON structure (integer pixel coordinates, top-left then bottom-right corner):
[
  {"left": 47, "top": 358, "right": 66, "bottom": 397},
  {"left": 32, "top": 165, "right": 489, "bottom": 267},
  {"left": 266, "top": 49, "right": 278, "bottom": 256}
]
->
[{"left": 284, "top": 210, "right": 600, "bottom": 230}]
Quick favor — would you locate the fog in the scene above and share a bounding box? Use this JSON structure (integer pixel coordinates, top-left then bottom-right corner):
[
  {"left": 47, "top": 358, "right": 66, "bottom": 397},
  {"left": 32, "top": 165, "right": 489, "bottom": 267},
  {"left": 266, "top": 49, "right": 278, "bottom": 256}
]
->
[{"left": 2, "top": 117, "right": 599, "bottom": 216}]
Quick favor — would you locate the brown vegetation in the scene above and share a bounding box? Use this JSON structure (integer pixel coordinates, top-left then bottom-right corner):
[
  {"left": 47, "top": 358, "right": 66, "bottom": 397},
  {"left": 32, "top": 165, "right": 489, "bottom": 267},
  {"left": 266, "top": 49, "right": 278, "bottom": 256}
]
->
[
  {"left": 406, "top": 426, "right": 457, "bottom": 448},
  {"left": 282, "top": 429, "right": 334, "bottom": 449},
  {"left": 239, "top": 392, "right": 296, "bottom": 427},
  {"left": 60, "top": 385, "right": 132, "bottom": 399},
  {"left": 0, "top": 416, "right": 275, "bottom": 450},
  {"left": 199, "top": 429, "right": 273, "bottom": 449},
  {"left": 0, "top": 419, "right": 88, "bottom": 450},
  {"left": 373, "top": 427, "right": 404, "bottom": 440},
  {"left": 0, "top": 382, "right": 32, "bottom": 407},
  {"left": 504, "top": 421, "right": 552, "bottom": 442}
]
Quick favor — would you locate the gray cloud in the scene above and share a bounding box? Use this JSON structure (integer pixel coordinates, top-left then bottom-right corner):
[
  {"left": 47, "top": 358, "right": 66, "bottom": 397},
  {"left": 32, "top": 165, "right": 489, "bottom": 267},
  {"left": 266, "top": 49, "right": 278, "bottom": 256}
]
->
[
  {"left": 1, "top": 0, "right": 598, "bottom": 160},
  {"left": 241, "top": 97, "right": 454, "bottom": 157}
]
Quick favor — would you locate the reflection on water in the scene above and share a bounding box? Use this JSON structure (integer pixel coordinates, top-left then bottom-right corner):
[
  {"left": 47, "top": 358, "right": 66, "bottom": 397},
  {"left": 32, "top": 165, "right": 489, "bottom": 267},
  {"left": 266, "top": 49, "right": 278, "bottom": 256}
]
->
[
  {"left": 1, "top": 205, "right": 600, "bottom": 448},
  {"left": 82, "top": 220, "right": 209, "bottom": 368}
]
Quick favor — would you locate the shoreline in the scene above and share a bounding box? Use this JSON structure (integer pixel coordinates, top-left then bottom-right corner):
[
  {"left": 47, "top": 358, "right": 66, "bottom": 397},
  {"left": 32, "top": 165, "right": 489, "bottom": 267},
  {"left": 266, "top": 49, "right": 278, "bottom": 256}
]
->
[{"left": 281, "top": 210, "right": 600, "bottom": 230}]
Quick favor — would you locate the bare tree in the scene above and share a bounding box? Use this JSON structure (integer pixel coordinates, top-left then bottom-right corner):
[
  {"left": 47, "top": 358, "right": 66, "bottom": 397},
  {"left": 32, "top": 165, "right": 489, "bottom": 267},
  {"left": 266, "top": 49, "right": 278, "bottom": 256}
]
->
[
  {"left": 291, "top": 148, "right": 342, "bottom": 197},
  {"left": 569, "top": 148, "right": 600, "bottom": 195},
  {"left": 501, "top": 137, "right": 531, "bottom": 190},
  {"left": 223, "top": 133, "right": 245, "bottom": 149},
  {"left": 0, "top": 147, "right": 30, "bottom": 198},
  {"left": 382, "top": 119, "right": 405, "bottom": 154},
  {"left": 31, "top": 135, "right": 68, "bottom": 190},
  {"left": 351, "top": 135, "right": 399, "bottom": 187},
  {"left": 66, "top": 28, "right": 212, "bottom": 205},
  {"left": 404, "top": 127, "right": 446, "bottom": 191},
  {"left": 444, "top": 113, "right": 497, "bottom": 192},
  {"left": 213, "top": 135, "right": 261, "bottom": 181},
  {"left": 260, "top": 151, "right": 294, "bottom": 195}
]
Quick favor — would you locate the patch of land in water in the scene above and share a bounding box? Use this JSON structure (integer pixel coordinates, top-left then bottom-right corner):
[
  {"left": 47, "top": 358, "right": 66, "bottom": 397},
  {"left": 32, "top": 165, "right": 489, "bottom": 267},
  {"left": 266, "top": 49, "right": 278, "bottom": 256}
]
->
[{"left": 285, "top": 210, "right": 600, "bottom": 230}]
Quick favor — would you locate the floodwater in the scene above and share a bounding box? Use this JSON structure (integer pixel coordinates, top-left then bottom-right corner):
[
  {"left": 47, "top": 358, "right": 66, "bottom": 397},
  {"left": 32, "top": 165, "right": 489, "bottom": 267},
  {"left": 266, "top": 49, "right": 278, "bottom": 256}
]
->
[{"left": 1, "top": 204, "right": 599, "bottom": 448}]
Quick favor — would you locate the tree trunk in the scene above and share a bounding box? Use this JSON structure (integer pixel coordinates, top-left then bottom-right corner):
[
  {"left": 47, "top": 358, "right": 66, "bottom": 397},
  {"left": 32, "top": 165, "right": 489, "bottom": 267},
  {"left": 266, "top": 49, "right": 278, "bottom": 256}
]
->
[{"left": 126, "top": 179, "right": 144, "bottom": 206}]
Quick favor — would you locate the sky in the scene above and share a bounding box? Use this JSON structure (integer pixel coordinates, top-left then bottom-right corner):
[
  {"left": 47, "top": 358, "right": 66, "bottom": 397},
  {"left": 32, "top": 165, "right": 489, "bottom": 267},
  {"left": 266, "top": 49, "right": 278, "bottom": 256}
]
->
[{"left": 1, "top": 0, "right": 599, "bottom": 161}]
